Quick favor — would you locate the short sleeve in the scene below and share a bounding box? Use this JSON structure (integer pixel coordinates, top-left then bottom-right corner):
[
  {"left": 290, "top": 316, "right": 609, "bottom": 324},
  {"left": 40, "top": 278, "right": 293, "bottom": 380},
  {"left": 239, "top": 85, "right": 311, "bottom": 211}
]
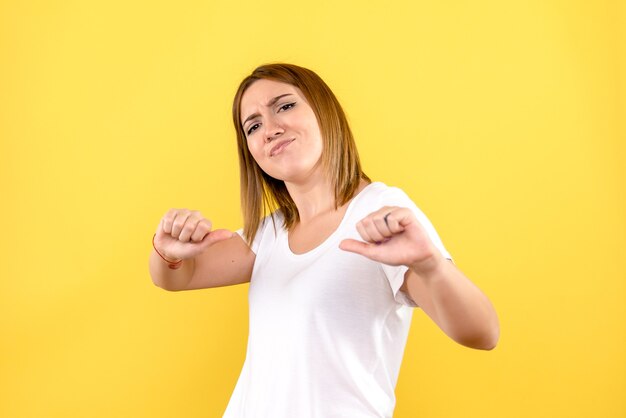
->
[
  {"left": 236, "top": 227, "right": 263, "bottom": 254},
  {"left": 378, "top": 186, "right": 454, "bottom": 307},
  {"left": 235, "top": 213, "right": 278, "bottom": 254}
]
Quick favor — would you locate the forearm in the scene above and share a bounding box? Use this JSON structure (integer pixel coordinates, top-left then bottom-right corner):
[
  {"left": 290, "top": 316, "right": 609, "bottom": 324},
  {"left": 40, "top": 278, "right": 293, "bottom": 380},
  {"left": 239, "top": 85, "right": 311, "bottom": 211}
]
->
[
  {"left": 149, "top": 249, "right": 195, "bottom": 291},
  {"left": 409, "top": 256, "right": 500, "bottom": 350}
]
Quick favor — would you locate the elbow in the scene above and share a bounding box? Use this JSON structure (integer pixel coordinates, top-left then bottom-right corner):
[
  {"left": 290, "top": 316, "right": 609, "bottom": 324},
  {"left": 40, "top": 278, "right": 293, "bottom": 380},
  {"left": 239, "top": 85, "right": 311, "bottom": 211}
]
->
[
  {"left": 466, "top": 306, "right": 501, "bottom": 351},
  {"left": 151, "top": 278, "right": 184, "bottom": 292},
  {"left": 483, "top": 314, "right": 501, "bottom": 350},
  {"left": 158, "top": 284, "right": 186, "bottom": 292},
  {"left": 476, "top": 325, "right": 500, "bottom": 351},
  {"left": 457, "top": 331, "right": 499, "bottom": 351},
  {"left": 454, "top": 322, "right": 500, "bottom": 351},
  {"left": 476, "top": 331, "right": 499, "bottom": 351}
]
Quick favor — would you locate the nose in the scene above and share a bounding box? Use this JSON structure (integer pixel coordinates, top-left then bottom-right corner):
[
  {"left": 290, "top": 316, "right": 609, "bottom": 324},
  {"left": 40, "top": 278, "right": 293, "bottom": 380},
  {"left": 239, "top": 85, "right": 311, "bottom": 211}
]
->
[{"left": 264, "top": 117, "right": 284, "bottom": 142}]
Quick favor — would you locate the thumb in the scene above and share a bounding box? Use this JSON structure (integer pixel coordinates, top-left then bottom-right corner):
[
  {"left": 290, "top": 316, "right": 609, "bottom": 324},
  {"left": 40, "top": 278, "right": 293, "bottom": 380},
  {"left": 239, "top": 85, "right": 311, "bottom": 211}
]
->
[
  {"left": 201, "top": 228, "right": 234, "bottom": 247},
  {"left": 339, "top": 239, "right": 372, "bottom": 257}
]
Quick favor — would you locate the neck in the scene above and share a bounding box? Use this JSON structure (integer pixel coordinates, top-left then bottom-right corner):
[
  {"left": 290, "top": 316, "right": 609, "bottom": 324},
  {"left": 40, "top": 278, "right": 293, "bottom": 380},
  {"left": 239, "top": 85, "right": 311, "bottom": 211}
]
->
[
  {"left": 284, "top": 174, "right": 336, "bottom": 224},
  {"left": 284, "top": 174, "right": 369, "bottom": 225}
]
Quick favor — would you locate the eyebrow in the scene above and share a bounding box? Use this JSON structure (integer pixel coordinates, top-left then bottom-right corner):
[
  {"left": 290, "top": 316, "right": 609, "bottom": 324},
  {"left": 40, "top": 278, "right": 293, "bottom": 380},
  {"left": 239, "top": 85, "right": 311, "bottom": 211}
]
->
[{"left": 242, "top": 93, "right": 294, "bottom": 127}]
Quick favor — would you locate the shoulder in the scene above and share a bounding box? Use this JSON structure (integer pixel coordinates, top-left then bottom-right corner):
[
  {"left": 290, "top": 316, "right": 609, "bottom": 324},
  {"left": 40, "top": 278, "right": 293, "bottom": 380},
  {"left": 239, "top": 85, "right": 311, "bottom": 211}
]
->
[
  {"left": 343, "top": 181, "right": 418, "bottom": 224},
  {"left": 259, "top": 210, "right": 285, "bottom": 235},
  {"left": 236, "top": 210, "right": 285, "bottom": 254},
  {"left": 364, "top": 182, "right": 454, "bottom": 261},
  {"left": 357, "top": 181, "right": 415, "bottom": 207}
]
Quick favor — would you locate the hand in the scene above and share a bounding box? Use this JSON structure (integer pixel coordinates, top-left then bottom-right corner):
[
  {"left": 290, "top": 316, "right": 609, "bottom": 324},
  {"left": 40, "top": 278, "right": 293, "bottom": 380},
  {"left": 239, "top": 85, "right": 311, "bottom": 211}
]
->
[
  {"left": 339, "top": 206, "right": 443, "bottom": 272},
  {"left": 154, "top": 208, "right": 234, "bottom": 261}
]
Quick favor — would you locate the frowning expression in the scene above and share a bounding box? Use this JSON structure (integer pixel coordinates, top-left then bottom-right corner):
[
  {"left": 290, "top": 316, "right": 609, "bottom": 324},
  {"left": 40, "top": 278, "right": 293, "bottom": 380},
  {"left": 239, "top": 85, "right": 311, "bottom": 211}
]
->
[{"left": 240, "top": 79, "right": 324, "bottom": 183}]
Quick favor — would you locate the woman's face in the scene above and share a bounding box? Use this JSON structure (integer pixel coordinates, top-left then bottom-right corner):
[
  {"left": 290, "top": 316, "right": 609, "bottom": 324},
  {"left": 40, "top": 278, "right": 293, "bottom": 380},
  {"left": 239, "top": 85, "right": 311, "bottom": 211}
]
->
[{"left": 240, "top": 79, "right": 324, "bottom": 183}]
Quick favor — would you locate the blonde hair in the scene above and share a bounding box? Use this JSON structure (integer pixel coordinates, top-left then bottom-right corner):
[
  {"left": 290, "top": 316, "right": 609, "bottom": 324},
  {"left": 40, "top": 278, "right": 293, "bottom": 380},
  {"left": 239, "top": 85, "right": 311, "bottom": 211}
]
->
[{"left": 232, "top": 63, "right": 370, "bottom": 244}]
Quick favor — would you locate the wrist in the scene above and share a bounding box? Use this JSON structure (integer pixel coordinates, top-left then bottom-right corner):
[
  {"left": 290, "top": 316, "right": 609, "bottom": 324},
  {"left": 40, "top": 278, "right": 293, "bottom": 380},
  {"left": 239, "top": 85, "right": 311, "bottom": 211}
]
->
[
  {"left": 408, "top": 252, "right": 446, "bottom": 278},
  {"left": 152, "top": 234, "right": 183, "bottom": 269}
]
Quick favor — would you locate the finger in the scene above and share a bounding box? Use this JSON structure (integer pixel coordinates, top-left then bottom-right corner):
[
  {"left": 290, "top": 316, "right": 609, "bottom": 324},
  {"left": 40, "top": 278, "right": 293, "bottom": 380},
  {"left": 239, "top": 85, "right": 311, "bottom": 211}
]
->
[
  {"left": 156, "top": 217, "right": 164, "bottom": 236},
  {"left": 178, "top": 211, "right": 205, "bottom": 242},
  {"left": 162, "top": 208, "right": 177, "bottom": 234},
  {"left": 339, "top": 238, "right": 374, "bottom": 257},
  {"left": 393, "top": 208, "right": 416, "bottom": 230},
  {"left": 356, "top": 221, "right": 375, "bottom": 243},
  {"left": 190, "top": 218, "right": 213, "bottom": 242},
  {"left": 179, "top": 218, "right": 199, "bottom": 243},
  {"left": 359, "top": 217, "right": 386, "bottom": 243},
  {"left": 171, "top": 209, "right": 192, "bottom": 238},
  {"left": 203, "top": 229, "right": 234, "bottom": 247},
  {"left": 381, "top": 211, "right": 405, "bottom": 234},
  {"left": 373, "top": 214, "right": 392, "bottom": 238}
]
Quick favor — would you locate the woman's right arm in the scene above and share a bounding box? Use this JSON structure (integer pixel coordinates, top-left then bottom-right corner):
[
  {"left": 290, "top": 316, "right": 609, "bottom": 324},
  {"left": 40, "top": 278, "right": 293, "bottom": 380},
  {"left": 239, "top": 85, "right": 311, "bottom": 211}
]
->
[{"left": 149, "top": 209, "right": 255, "bottom": 292}]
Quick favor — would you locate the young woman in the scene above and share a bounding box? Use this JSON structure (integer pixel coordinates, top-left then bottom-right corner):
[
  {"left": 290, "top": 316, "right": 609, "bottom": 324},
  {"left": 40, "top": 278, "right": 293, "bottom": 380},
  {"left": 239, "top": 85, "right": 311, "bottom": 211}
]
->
[{"left": 149, "top": 63, "right": 499, "bottom": 417}]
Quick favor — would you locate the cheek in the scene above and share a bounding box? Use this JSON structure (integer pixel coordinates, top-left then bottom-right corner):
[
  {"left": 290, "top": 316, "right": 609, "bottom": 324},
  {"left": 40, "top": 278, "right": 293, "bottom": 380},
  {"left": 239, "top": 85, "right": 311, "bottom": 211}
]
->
[
  {"left": 307, "top": 118, "right": 323, "bottom": 147},
  {"left": 246, "top": 139, "right": 262, "bottom": 158},
  {"left": 311, "top": 128, "right": 324, "bottom": 154},
  {"left": 248, "top": 143, "right": 276, "bottom": 175}
]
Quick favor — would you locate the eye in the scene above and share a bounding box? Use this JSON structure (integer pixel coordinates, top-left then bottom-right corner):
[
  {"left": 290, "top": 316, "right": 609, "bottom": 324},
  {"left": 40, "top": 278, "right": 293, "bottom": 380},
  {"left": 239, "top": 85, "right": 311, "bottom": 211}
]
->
[
  {"left": 279, "top": 102, "right": 295, "bottom": 112},
  {"left": 246, "top": 123, "right": 260, "bottom": 136}
]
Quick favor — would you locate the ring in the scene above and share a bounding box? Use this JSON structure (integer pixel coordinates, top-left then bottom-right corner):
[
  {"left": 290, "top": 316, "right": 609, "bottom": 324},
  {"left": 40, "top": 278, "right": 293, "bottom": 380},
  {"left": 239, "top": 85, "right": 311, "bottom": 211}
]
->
[{"left": 383, "top": 212, "right": 391, "bottom": 227}]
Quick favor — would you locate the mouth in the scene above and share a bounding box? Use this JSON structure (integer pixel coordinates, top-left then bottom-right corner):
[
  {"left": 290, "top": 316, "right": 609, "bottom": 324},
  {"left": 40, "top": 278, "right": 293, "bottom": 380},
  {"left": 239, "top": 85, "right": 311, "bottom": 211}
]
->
[{"left": 269, "top": 138, "right": 295, "bottom": 157}]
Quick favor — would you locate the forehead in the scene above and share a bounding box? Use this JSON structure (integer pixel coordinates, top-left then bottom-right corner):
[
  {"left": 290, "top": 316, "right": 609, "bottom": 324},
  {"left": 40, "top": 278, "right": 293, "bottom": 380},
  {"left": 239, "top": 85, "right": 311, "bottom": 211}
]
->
[{"left": 240, "top": 79, "right": 303, "bottom": 114}]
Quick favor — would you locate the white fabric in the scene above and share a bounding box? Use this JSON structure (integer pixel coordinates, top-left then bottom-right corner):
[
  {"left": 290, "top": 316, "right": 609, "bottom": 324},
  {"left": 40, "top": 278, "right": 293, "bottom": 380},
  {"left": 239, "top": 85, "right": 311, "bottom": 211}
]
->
[{"left": 224, "top": 182, "right": 452, "bottom": 418}]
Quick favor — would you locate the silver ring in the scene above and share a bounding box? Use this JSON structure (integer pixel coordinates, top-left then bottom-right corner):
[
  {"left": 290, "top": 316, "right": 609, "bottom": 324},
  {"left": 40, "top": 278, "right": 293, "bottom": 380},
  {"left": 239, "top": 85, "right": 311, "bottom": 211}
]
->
[{"left": 383, "top": 212, "right": 391, "bottom": 228}]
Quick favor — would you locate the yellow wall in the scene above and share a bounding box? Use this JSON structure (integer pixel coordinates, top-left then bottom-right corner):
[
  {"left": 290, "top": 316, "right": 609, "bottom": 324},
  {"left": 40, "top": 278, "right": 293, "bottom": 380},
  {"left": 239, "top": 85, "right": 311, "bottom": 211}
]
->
[{"left": 1, "top": 1, "right": 624, "bottom": 417}]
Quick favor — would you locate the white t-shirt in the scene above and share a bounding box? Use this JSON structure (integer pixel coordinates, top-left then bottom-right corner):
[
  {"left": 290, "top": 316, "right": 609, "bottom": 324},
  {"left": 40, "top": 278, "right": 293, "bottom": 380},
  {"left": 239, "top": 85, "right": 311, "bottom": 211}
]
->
[{"left": 224, "top": 182, "right": 452, "bottom": 418}]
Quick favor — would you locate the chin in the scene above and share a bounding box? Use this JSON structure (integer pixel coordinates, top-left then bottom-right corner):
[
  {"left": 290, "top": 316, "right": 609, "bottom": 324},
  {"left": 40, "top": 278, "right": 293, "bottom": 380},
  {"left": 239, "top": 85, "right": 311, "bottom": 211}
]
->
[
  {"left": 261, "top": 166, "right": 301, "bottom": 183},
  {"left": 259, "top": 160, "right": 321, "bottom": 184},
  {"left": 259, "top": 168, "right": 289, "bottom": 182}
]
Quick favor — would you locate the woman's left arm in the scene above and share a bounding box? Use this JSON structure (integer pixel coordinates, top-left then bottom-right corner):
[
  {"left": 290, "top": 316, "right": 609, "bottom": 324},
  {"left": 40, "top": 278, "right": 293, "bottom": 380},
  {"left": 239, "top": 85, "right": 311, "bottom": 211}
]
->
[
  {"left": 339, "top": 206, "right": 500, "bottom": 351},
  {"left": 402, "top": 257, "right": 500, "bottom": 350}
]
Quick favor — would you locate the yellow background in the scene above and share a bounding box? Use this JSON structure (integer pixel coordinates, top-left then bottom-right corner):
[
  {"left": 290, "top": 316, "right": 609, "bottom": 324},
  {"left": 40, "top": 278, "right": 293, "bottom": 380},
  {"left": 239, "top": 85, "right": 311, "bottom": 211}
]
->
[{"left": 1, "top": 0, "right": 624, "bottom": 417}]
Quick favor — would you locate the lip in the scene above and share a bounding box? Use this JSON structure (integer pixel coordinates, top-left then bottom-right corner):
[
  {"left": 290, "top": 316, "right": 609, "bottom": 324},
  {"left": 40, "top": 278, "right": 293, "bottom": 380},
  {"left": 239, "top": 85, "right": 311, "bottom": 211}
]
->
[{"left": 269, "top": 138, "right": 295, "bottom": 157}]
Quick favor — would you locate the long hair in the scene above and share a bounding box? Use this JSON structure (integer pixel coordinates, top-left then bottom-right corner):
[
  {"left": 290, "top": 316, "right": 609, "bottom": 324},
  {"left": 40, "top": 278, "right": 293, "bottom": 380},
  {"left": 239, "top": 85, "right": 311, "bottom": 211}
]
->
[{"left": 232, "top": 63, "right": 370, "bottom": 245}]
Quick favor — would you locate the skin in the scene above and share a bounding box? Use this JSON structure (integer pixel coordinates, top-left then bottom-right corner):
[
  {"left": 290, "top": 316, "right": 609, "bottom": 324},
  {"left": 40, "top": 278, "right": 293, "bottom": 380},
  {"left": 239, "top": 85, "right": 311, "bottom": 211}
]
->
[
  {"left": 151, "top": 78, "right": 500, "bottom": 350},
  {"left": 339, "top": 206, "right": 500, "bottom": 350},
  {"left": 241, "top": 78, "right": 337, "bottom": 223}
]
